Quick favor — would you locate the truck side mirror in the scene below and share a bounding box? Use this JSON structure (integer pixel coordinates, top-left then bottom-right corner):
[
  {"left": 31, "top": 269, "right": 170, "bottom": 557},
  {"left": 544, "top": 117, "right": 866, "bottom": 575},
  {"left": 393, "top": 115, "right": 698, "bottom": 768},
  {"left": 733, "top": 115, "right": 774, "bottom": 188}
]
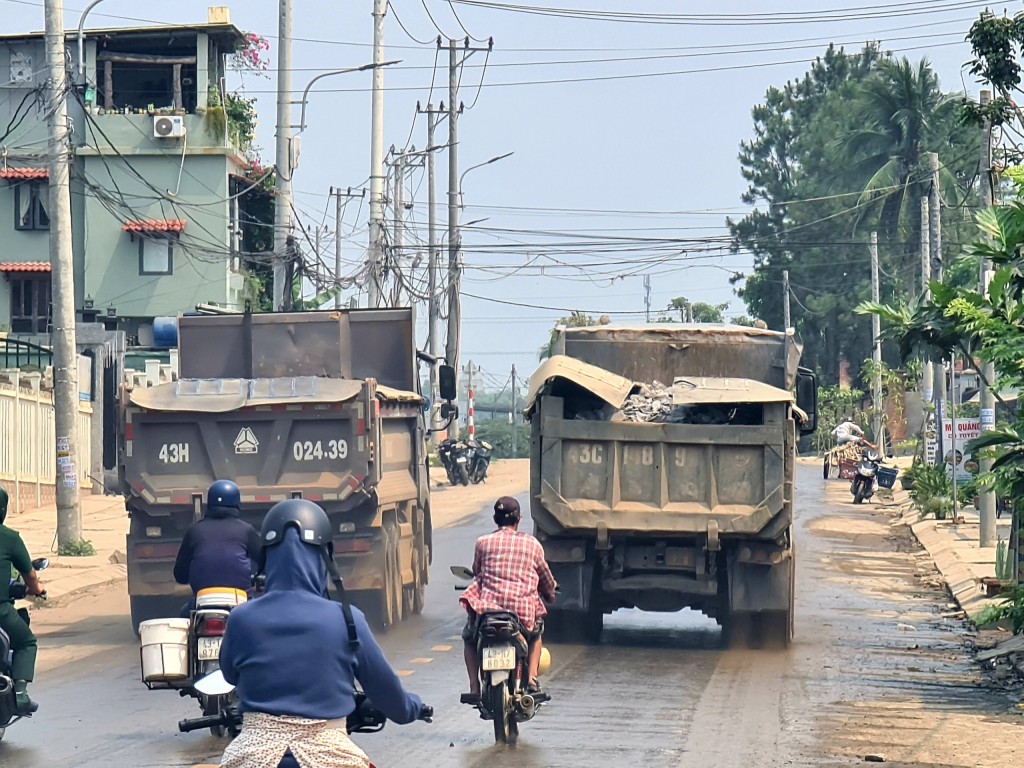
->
[
  {"left": 796, "top": 367, "right": 817, "bottom": 435},
  {"left": 440, "top": 402, "right": 459, "bottom": 420},
  {"left": 438, "top": 364, "right": 457, "bottom": 402}
]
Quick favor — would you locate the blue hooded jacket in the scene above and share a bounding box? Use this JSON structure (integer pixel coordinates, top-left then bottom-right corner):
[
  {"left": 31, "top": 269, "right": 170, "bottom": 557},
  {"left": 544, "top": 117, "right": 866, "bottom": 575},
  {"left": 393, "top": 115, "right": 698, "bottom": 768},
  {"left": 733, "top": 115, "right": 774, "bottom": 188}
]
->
[{"left": 219, "top": 528, "right": 422, "bottom": 722}]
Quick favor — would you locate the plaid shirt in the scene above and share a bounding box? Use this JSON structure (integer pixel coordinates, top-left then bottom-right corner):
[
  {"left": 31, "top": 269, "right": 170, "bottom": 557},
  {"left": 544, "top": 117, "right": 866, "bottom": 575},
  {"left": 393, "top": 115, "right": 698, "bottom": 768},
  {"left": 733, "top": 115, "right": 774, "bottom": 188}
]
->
[{"left": 459, "top": 527, "right": 557, "bottom": 631}]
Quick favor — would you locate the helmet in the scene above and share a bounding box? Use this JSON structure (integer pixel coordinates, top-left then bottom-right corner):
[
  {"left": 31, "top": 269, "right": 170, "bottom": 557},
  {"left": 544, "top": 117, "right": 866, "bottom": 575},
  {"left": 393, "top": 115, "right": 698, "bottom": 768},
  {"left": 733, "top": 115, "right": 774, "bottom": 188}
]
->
[
  {"left": 0, "top": 485, "right": 8, "bottom": 525},
  {"left": 261, "top": 498, "right": 333, "bottom": 549},
  {"left": 207, "top": 479, "right": 241, "bottom": 511},
  {"left": 493, "top": 496, "right": 521, "bottom": 527}
]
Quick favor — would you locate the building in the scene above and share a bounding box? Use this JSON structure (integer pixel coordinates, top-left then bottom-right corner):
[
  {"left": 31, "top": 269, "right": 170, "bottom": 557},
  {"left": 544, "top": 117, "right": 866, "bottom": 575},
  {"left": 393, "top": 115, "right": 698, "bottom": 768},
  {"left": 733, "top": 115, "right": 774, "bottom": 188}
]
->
[{"left": 0, "top": 7, "right": 257, "bottom": 346}]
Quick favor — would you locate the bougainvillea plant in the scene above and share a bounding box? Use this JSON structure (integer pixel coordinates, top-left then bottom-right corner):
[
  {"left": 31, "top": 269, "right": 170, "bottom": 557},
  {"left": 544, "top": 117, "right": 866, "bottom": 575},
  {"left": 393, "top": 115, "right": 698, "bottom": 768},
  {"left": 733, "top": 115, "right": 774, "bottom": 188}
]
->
[{"left": 232, "top": 33, "right": 271, "bottom": 76}]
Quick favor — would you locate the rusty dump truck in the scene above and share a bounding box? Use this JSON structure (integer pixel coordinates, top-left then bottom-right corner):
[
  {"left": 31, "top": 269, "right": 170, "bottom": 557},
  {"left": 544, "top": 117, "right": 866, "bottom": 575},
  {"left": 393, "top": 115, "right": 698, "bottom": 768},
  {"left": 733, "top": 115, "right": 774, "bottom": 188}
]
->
[
  {"left": 120, "top": 308, "right": 455, "bottom": 631},
  {"left": 526, "top": 324, "right": 817, "bottom": 646}
]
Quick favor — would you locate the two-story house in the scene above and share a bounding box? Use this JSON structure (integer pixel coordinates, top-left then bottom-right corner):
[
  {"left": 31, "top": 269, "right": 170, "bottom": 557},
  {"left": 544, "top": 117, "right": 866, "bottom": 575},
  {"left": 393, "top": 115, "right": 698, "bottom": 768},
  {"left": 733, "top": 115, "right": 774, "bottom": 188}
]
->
[{"left": 0, "top": 7, "right": 254, "bottom": 346}]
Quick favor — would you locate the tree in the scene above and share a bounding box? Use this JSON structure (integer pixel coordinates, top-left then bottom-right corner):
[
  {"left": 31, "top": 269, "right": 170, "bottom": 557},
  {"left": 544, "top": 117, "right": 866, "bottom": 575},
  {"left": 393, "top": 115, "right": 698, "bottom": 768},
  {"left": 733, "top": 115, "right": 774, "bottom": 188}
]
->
[
  {"left": 730, "top": 44, "right": 978, "bottom": 386},
  {"left": 538, "top": 312, "right": 596, "bottom": 360},
  {"left": 663, "top": 297, "right": 728, "bottom": 323}
]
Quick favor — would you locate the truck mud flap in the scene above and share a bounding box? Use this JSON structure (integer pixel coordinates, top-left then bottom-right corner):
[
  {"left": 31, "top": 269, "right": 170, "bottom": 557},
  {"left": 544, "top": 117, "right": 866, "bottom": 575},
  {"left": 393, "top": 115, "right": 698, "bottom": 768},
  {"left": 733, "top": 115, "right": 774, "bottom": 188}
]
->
[
  {"left": 548, "top": 561, "right": 596, "bottom": 612},
  {"left": 726, "top": 557, "right": 792, "bottom": 613}
]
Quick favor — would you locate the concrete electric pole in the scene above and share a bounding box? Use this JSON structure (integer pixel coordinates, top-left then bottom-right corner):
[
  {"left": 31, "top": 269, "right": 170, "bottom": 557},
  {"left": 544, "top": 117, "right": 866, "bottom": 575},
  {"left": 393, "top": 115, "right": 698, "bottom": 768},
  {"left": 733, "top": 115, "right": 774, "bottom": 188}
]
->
[
  {"left": 921, "top": 196, "right": 932, "bottom": 404},
  {"left": 782, "top": 269, "right": 791, "bottom": 330},
  {"left": 367, "top": 0, "right": 387, "bottom": 307},
  {"left": 978, "top": 89, "right": 997, "bottom": 548},
  {"left": 928, "top": 152, "right": 945, "bottom": 466},
  {"left": 511, "top": 363, "right": 518, "bottom": 456},
  {"left": 44, "top": 0, "right": 82, "bottom": 545},
  {"left": 870, "top": 232, "right": 883, "bottom": 454},
  {"left": 273, "top": 0, "right": 293, "bottom": 311},
  {"left": 330, "top": 187, "right": 364, "bottom": 309}
]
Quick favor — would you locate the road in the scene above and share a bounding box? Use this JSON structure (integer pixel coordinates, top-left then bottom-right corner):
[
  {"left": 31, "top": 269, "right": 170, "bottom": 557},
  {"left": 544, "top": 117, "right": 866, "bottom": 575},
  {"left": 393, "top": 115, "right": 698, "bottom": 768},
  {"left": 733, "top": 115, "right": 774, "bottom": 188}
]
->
[{"left": 3, "top": 464, "right": 1021, "bottom": 767}]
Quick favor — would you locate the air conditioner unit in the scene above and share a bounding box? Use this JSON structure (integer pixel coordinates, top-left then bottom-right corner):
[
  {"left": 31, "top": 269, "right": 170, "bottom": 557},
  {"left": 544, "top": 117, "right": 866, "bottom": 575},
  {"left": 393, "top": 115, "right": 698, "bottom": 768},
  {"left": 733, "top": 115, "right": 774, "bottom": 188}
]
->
[{"left": 153, "top": 116, "right": 185, "bottom": 139}]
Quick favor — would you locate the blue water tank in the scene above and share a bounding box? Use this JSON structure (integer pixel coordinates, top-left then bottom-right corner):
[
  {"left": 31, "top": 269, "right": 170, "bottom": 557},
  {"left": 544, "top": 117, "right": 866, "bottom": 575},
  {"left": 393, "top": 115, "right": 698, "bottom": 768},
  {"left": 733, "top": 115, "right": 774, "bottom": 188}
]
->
[{"left": 152, "top": 316, "right": 179, "bottom": 349}]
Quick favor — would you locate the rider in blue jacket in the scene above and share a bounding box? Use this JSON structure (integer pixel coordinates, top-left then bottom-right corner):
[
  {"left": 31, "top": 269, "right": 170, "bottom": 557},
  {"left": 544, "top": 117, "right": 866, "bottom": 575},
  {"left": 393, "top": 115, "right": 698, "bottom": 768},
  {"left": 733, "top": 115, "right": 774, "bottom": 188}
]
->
[
  {"left": 173, "top": 480, "right": 260, "bottom": 615},
  {"left": 218, "top": 499, "right": 429, "bottom": 768}
]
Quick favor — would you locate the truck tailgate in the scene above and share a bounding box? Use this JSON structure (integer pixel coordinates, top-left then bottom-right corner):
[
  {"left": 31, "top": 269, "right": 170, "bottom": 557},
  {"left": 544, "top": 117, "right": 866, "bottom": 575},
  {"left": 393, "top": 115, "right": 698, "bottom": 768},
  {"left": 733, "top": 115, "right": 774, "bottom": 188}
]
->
[
  {"left": 123, "top": 378, "right": 374, "bottom": 506},
  {"left": 537, "top": 412, "right": 789, "bottom": 535}
]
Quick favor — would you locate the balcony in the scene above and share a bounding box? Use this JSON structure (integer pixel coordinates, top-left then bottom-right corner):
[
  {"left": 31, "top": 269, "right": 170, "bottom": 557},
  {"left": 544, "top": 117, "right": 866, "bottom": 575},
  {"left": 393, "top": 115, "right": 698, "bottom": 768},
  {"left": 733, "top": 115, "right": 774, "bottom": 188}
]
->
[{"left": 80, "top": 112, "right": 243, "bottom": 157}]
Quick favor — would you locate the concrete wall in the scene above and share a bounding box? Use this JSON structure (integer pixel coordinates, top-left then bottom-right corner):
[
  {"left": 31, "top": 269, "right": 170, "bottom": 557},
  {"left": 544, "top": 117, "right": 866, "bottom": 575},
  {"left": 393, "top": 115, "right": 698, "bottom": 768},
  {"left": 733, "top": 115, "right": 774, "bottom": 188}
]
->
[{"left": 80, "top": 152, "right": 244, "bottom": 319}]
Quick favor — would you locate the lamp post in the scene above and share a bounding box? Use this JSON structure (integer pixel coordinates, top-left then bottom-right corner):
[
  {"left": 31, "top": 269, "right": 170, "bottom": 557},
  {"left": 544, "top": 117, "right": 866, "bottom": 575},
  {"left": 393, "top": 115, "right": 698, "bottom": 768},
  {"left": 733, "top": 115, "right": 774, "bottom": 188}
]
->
[{"left": 445, "top": 151, "right": 513, "bottom": 438}]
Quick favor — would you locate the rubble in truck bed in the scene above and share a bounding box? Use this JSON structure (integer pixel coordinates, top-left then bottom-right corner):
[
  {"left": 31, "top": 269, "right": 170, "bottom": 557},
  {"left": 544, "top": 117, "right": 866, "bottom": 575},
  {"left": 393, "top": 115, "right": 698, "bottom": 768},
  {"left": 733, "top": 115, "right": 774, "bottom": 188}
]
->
[{"left": 573, "top": 380, "right": 765, "bottom": 425}]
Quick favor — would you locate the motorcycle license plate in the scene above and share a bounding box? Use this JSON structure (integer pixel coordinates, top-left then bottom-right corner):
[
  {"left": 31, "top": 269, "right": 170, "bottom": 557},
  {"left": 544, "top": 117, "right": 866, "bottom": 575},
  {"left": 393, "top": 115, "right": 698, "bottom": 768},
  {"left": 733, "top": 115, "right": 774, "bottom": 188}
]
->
[
  {"left": 456, "top": 456, "right": 468, "bottom": 464},
  {"left": 196, "top": 636, "right": 222, "bottom": 661},
  {"left": 482, "top": 645, "right": 516, "bottom": 671}
]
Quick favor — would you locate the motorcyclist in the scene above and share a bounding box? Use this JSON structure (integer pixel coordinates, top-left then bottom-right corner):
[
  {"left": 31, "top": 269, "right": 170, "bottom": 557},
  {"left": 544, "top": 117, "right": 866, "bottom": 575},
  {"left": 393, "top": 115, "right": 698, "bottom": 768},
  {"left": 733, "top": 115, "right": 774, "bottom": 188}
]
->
[
  {"left": 218, "top": 498, "right": 431, "bottom": 768},
  {"left": 459, "top": 496, "right": 557, "bottom": 704},
  {"left": 831, "top": 420, "right": 877, "bottom": 452},
  {"left": 173, "top": 480, "right": 261, "bottom": 616},
  {"left": 0, "top": 486, "right": 45, "bottom": 715}
]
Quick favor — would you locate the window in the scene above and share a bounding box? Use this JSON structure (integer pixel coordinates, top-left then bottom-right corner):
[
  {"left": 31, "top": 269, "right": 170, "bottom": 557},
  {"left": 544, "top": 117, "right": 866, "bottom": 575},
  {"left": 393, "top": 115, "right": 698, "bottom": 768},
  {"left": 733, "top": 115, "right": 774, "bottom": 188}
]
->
[
  {"left": 139, "top": 235, "right": 176, "bottom": 275},
  {"left": 15, "top": 182, "right": 49, "bottom": 231},
  {"left": 9, "top": 273, "right": 51, "bottom": 333}
]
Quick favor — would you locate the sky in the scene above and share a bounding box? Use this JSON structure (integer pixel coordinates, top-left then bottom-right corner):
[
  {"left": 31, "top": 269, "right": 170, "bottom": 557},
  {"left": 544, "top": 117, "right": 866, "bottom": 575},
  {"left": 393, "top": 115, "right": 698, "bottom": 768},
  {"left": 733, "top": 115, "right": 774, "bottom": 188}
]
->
[{"left": 0, "top": 0, "right": 1012, "bottom": 395}]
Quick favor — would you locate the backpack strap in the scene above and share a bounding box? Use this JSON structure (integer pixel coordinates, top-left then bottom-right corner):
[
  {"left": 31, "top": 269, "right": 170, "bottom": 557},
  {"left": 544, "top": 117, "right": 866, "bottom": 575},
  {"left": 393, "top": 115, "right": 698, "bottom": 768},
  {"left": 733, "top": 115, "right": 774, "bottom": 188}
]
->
[{"left": 322, "top": 550, "right": 360, "bottom": 652}]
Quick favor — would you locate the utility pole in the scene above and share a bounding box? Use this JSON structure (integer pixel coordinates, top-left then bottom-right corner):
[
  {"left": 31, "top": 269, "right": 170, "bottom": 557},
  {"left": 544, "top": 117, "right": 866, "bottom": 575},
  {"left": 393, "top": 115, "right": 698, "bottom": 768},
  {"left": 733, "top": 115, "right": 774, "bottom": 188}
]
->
[
  {"left": 273, "top": 0, "right": 293, "bottom": 311},
  {"left": 978, "top": 89, "right": 997, "bottom": 547},
  {"left": 367, "top": 0, "right": 387, "bottom": 307},
  {"left": 782, "top": 269, "right": 791, "bottom": 330},
  {"left": 643, "top": 274, "right": 651, "bottom": 323},
  {"left": 330, "top": 187, "right": 364, "bottom": 309},
  {"left": 444, "top": 37, "right": 492, "bottom": 439},
  {"left": 421, "top": 102, "right": 443, "bottom": 441},
  {"left": 511, "top": 363, "right": 518, "bottom": 456},
  {"left": 921, "top": 197, "right": 932, "bottom": 404},
  {"left": 928, "top": 152, "right": 945, "bottom": 467},
  {"left": 45, "top": 0, "right": 82, "bottom": 545},
  {"left": 445, "top": 39, "right": 462, "bottom": 438},
  {"left": 870, "top": 233, "right": 883, "bottom": 455},
  {"left": 465, "top": 361, "right": 477, "bottom": 439},
  {"left": 393, "top": 151, "right": 406, "bottom": 311}
]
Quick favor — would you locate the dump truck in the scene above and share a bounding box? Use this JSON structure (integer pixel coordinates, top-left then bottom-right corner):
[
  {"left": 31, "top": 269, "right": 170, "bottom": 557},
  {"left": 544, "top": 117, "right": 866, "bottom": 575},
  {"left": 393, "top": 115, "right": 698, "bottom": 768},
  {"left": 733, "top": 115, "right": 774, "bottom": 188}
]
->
[
  {"left": 121, "top": 308, "right": 456, "bottom": 632},
  {"left": 525, "top": 324, "right": 817, "bottom": 646}
]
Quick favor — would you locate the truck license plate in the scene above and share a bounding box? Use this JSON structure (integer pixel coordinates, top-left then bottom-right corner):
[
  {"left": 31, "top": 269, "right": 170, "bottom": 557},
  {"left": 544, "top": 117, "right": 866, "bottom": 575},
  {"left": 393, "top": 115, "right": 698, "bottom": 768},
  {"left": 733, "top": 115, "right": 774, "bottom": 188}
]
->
[
  {"left": 196, "top": 637, "right": 222, "bottom": 661},
  {"left": 481, "top": 645, "right": 515, "bottom": 671}
]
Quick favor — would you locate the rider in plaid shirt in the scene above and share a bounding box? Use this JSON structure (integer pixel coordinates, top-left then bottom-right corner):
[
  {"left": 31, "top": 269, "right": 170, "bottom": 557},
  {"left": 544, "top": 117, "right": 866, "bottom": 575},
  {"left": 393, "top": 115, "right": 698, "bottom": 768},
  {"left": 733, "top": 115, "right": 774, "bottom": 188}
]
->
[{"left": 460, "top": 496, "right": 557, "bottom": 703}]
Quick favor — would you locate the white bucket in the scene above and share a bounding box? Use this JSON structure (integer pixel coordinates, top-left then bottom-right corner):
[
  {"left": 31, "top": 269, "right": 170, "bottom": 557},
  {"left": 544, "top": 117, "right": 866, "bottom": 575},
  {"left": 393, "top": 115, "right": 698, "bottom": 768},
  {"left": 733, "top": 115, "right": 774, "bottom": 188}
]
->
[{"left": 140, "top": 618, "right": 190, "bottom": 682}]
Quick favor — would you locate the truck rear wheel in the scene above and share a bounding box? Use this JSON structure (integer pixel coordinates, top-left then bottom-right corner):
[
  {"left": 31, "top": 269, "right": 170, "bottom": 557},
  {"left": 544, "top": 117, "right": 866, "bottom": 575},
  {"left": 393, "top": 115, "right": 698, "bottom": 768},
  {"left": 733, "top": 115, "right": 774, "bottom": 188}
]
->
[
  {"left": 545, "top": 605, "right": 602, "bottom": 644},
  {"left": 403, "top": 543, "right": 426, "bottom": 616}
]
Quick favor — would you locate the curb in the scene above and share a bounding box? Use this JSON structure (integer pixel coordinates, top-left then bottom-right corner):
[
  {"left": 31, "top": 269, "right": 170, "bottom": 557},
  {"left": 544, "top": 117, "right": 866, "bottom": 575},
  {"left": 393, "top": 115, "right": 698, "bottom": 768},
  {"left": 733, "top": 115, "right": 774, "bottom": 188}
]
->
[
  {"left": 901, "top": 507, "right": 1001, "bottom": 622},
  {"left": 40, "top": 566, "right": 127, "bottom": 608}
]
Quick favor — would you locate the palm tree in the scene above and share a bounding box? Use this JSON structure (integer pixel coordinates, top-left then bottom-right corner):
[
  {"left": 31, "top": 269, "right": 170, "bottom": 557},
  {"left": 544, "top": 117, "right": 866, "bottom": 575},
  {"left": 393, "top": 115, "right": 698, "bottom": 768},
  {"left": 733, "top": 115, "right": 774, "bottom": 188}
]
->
[{"left": 842, "top": 57, "right": 967, "bottom": 238}]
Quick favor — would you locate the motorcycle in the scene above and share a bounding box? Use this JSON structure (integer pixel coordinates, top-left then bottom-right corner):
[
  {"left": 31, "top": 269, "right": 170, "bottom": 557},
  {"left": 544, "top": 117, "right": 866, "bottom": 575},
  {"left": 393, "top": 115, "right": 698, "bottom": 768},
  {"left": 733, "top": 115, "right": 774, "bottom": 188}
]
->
[
  {"left": 451, "top": 565, "right": 551, "bottom": 745},
  {"left": 0, "top": 557, "right": 48, "bottom": 742},
  {"left": 850, "top": 449, "right": 882, "bottom": 504},
  {"left": 142, "top": 586, "right": 247, "bottom": 737},
  {"left": 444, "top": 440, "right": 471, "bottom": 486},
  {"left": 467, "top": 439, "right": 493, "bottom": 485},
  {"left": 180, "top": 670, "right": 433, "bottom": 756}
]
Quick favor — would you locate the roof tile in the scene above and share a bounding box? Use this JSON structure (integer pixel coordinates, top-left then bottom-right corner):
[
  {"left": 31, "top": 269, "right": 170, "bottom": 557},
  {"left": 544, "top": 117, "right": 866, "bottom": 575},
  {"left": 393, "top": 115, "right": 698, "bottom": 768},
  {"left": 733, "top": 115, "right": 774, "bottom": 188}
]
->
[
  {"left": 0, "top": 167, "right": 48, "bottom": 180},
  {"left": 0, "top": 261, "right": 51, "bottom": 272},
  {"left": 122, "top": 219, "right": 187, "bottom": 233}
]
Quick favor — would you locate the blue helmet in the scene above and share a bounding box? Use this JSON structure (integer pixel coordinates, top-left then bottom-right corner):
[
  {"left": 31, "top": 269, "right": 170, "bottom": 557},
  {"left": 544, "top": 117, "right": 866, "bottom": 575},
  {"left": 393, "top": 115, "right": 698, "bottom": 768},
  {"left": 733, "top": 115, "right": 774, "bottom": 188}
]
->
[{"left": 206, "top": 479, "right": 241, "bottom": 512}]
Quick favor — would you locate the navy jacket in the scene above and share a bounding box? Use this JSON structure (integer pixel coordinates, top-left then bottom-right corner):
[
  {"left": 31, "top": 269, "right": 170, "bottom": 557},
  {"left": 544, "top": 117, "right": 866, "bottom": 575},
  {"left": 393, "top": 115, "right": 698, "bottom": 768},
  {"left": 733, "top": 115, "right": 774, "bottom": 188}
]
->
[
  {"left": 173, "top": 507, "right": 261, "bottom": 594},
  {"left": 219, "top": 528, "right": 422, "bottom": 722}
]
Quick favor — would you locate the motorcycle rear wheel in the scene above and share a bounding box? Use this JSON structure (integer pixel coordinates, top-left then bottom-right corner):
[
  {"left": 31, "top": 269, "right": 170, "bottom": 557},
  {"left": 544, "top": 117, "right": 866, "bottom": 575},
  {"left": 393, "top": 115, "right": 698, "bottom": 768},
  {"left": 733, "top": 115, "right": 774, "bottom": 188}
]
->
[
  {"left": 489, "top": 683, "right": 512, "bottom": 744},
  {"left": 853, "top": 479, "right": 865, "bottom": 504},
  {"left": 458, "top": 466, "right": 470, "bottom": 486}
]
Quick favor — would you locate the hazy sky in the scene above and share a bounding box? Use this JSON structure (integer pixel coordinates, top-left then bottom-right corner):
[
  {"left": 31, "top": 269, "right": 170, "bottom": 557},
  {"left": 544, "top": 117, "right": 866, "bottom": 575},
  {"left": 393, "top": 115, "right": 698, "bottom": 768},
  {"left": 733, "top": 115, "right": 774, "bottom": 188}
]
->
[{"left": 1, "top": 0, "right": 1006, "bottom": 393}]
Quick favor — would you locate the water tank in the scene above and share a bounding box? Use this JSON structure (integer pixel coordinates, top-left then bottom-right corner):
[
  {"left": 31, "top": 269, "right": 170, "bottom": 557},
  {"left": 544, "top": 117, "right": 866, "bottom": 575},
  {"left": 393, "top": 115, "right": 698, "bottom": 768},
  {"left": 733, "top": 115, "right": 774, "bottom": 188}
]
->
[{"left": 152, "top": 316, "right": 179, "bottom": 349}]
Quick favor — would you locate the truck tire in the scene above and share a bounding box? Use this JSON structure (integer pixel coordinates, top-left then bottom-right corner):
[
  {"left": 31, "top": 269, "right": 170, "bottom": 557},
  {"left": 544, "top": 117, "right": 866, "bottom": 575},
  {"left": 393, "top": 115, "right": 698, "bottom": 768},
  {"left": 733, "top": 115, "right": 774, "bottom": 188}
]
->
[
  {"left": 403, "top": 540, "right": 426, "bottom": 616},
  {"left": 545, "top": 605, "right": 602, "bottom": 644}
]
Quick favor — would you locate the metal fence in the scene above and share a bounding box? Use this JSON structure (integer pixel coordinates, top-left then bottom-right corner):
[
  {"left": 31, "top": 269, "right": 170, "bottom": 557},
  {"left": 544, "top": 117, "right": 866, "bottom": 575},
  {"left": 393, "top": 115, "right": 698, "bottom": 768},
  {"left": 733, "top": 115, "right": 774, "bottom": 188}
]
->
[{"left": 0, "top": 372, "right": 92, "bottom": 513}]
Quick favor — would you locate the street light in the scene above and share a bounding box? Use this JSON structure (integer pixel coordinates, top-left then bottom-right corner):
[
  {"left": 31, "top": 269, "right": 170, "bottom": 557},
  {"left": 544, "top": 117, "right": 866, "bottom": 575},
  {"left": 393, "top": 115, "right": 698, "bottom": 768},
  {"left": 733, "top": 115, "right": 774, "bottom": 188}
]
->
[
  {"left": 77, "top": 0, "right": 110, "bottom": 80},
  {"left": 459, "top": 152, "right": 514, "bottom": 202},
  {"left": 296, "top": 61, "right": 401, "bottom": 134}
]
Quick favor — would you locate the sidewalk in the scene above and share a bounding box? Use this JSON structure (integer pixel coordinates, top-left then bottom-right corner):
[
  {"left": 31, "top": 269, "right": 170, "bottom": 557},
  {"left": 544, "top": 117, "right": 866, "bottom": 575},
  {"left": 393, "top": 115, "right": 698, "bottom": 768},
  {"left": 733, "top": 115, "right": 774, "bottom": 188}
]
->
[
  {"left": 7, "top": 492, "right": 128, "bottom": 604},
  {"left": 901, "top": 499, "right": 1011, "bottom": 621}
]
